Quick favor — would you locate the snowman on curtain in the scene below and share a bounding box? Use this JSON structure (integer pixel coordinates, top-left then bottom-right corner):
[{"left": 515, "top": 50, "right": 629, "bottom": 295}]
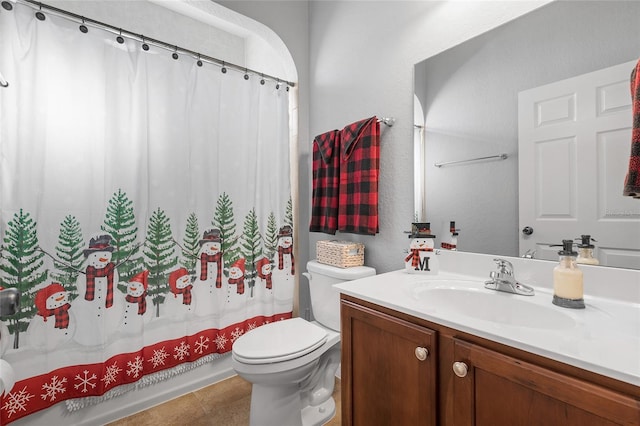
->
[
  {"left": 71, "top": 234, "right": 125, "bottom": 346},
  {"left": 26, "top": 283, "right": 75, "bottom": 350},
  {"left": 225, "top": 258, "right": 247, "bottom": 320},
  {"left": 165, "top": 267, "right": 195, "bottom": 318},
  {"left": 254, "top": 257, "right": 274, "bottom": 311},
  {"left": 119, "top": 270, "right": 153, "bottom": 335},
  {"left": 272, "top": 225, "right": 295, "bottom": 313},
  {"left": 193, "top": 229, "right": 225, "bottom": 318}
]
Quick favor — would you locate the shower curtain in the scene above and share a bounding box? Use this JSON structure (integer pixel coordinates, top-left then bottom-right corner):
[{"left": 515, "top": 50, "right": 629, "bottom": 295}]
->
[{"left": 0, "top": 5, "right": 293, "bottom": 424}]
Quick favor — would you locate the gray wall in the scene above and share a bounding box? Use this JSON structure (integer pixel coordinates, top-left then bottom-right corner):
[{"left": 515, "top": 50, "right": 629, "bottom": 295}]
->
[{"left": 416, "top": 1, "right": 640, "bottom": 257}]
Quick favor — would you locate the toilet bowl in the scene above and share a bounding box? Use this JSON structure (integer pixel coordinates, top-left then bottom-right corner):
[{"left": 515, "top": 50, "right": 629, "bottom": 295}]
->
[{"left": 232, "top": 260, "right": 375, "bottom": 426}]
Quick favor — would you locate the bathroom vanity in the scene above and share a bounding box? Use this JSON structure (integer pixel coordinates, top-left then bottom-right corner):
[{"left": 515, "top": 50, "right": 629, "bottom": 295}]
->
[{"left": 336, "top": 252, "right": 640, "bottom": 425}]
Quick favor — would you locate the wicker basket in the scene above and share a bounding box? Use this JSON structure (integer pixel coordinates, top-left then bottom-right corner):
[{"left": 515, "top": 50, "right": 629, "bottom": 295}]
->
[{"left": 316, "top": 240, "right": 365, "bottom": 268}]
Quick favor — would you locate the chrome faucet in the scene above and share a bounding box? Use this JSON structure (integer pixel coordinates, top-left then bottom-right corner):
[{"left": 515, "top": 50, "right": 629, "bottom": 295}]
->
[{"left": 484, "top": 258, "right": 534, "bottom": 296}]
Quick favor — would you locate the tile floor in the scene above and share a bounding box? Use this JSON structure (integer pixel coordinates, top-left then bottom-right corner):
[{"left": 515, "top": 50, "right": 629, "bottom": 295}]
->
[{"left": 107, "top": 375, "right": 341, "bottom": 426}]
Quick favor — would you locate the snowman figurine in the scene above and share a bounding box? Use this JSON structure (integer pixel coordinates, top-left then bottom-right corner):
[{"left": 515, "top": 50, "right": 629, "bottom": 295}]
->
[
  {"left": 272, "top": 225, "right": 295, "bottom": 313},
  {"left": 72, "top": 234, "right": 125, "bottom": 346},
  {"left": 26, "top": 283, "right": 75, "bottom": 350},
  {"left": 404, "top": 223, "right": 439, "bottom": 274},
  {"left": 193, "top": 229, "right": 225, "bottom": 318},
  {"left": 165, "top": 267, "right": 195, "bottom": 318},
  {"left": 119, "top": 270, "right": 153, "bottom": 335}
]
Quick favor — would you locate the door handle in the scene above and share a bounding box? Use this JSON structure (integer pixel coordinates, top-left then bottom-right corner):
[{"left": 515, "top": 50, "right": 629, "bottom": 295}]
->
[{"left": 522, "top": 226, "right": 534, "bottom": 236}]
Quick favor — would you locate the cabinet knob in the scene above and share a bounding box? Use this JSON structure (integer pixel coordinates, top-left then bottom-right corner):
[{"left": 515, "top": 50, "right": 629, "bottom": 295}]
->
[
  {"left": 453, "top": 361, "right": 468, "bottom": 378},
  {"left": 415, "top": 346, "right": 429, "bottom": 361}
]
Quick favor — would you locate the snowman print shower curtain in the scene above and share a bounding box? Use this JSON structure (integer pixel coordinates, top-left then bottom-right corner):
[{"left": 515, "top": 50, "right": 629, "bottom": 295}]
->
[{"left": 0, "top": 5, "right": 293, "bottom": 423}]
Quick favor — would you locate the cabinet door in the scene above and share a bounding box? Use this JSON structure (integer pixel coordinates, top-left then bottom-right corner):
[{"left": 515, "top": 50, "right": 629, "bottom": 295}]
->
[
  {"left": 341, "top": 299, "right": 437, "bottom": 426},
  {"left": 451, "top": 338, "right": 640, "bottom": 426}
]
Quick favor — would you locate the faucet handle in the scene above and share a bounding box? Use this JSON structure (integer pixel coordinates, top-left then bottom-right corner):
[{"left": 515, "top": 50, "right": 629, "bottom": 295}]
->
[{"left": 492, "top": 258, "right": 514, "bottom": 276}]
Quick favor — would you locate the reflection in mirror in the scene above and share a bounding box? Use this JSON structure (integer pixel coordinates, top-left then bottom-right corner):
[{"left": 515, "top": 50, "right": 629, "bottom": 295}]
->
[
  {"left": 414, "top": 1, "right": 640, "bottom": 269},
  {"left": 414, "top": 94, "right": 425, "bottom": 221}
]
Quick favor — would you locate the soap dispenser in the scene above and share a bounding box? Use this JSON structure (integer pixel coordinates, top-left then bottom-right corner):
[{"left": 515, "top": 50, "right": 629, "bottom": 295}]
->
[
  {"left": 575, "top": 235, "right": 599, "bottom": 265},
  {"left": 404, "top": 222, "right": 439, "bottom": 274},
  {"left": 441, "top": 221, "right": 459, "bottom": 250},
  {"left": 552, "top": 240, "right": 585, "bottom": 309}
]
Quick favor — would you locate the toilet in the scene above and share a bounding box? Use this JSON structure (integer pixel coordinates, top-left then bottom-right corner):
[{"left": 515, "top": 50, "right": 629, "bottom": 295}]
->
[{"left": 232, "top": 260, "right": 376, "bottom": 426}]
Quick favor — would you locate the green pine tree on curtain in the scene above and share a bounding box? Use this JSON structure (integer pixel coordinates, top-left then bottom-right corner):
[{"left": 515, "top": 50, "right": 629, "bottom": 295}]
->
[
  {"left": 241, "top": 209, "right": 262, "bottom": 297},
  {"left": 285, "top": 197, "right": 293, "bottom": 228},
  {"left": 213, "top": 192, "right": 240, "bottom": 277},
  {"left": 0, "top": 209, "right": 47, "bottom": 349},
  {"left": 143, "top": 208, "right": 177, "bottom": 317},
  {"left": 50, "top": 215, "right": 83, "bottom": 301},
  {"left": 102, "top": 189, "right": 142, "bottom": 282},
  {"left": 181, "top": 212, "right": 200, "bottom": 275},
  {"left": 264, "top": 212, "right": 278, "bottom": 265}
]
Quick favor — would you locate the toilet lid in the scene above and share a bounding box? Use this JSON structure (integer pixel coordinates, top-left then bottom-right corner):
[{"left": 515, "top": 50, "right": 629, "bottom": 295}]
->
[{"left": 233, "top": 318, "right": 328, "bottom": 364}]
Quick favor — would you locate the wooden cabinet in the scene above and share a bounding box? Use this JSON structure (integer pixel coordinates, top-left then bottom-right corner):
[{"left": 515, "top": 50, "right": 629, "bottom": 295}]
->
[
  {"left": 341, "top": 295, "right": 640, "bottom": 426},
  {"left": 341, "top": 298, "right": 437, "bottom": 426},
  {"left": 452, "top": 339, "right": 639, "bottom": 426}
]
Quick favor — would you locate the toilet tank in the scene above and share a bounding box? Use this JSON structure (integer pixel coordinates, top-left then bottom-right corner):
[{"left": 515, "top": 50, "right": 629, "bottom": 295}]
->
[{"left": 305, "top": 260, "right": 376, "bottom": 331}]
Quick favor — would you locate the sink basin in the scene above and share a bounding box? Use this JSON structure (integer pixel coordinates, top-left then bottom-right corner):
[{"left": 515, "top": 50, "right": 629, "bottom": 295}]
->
[{"left": 411, "top": 281, "right": 576, "bottom": 330}]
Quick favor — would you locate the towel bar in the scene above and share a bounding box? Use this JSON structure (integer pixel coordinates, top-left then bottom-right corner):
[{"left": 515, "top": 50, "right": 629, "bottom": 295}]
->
[{"left": 434, "top": 153, "right": 507, "bottom": 168}]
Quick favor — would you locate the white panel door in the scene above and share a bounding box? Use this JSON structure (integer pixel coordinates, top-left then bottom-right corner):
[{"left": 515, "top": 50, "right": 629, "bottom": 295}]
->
[{"left": 518, "top": 60, "right": 640, "bottom": 269}]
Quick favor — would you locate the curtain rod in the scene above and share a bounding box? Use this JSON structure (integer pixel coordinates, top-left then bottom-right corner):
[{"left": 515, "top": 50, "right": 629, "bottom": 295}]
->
[{"left": 4, "top": 0, "right": 296, "bottom": 88}]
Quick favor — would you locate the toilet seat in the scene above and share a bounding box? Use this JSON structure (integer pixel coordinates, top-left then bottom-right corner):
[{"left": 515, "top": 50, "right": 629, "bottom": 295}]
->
[{"left": 233, "top": 318, "right": 328, "bottom": 364}]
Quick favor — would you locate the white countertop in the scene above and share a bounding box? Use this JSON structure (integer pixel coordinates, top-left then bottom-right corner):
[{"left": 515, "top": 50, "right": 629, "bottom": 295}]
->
[{"left": 335, "top": 268, "right": 640, "bottom": 387}]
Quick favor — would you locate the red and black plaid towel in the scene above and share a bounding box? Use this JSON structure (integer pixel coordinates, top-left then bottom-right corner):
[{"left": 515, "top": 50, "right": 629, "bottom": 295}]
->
[
  {"left": 310, "top": 129, "right": 341, "bottom": 234},
  {"left": 310, "top": 117, "right": 381, "bottom": 235},
  {"left": 338, "top": 116, "right": 380, "bottom": 235},
  {"left": 624, "top": 59, "right": 640, "bottom": 198}
]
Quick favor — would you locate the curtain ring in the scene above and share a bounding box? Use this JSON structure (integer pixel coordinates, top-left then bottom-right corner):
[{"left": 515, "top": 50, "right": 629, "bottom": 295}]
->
[
  {"left": 116, "top": 29, "right": 124, "bottom": 44},
  {"left": 0, "top": 71, "right": 9, "bottom": 88},
  {"left": 1, "top": 1, "right": 13, "bottom": 11},
  {"left": 244, "top": 68, "right": 249, "bottom": 80},
  {"left": 260, "top": 74, "right": 265, "bottom": 85},
  {"left": 275, "top": 79, "right": 280, "bottom": 90},
  {"left": 221, "top": 61, "right": 227, "bottom": 74},
  {"left": 197, "top": 54, "right": 203, "bottom": 67},
  {"left": 79, "top": 18, "right": 88, "bottom": 33},
  {"left": 141, "top": 36, "right": 149, "bottom": 51},
  {"left": 35, "top": 4, "right": 45, "bottom": 21},
  {"left": 172, "top": 46, "right": 179, "bottom": 60}
]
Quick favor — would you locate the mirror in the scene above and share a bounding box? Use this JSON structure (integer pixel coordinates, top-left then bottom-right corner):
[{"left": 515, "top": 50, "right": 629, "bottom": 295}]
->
[{"left": 414, "top": 1, "right": 640, "bottom": 269}]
